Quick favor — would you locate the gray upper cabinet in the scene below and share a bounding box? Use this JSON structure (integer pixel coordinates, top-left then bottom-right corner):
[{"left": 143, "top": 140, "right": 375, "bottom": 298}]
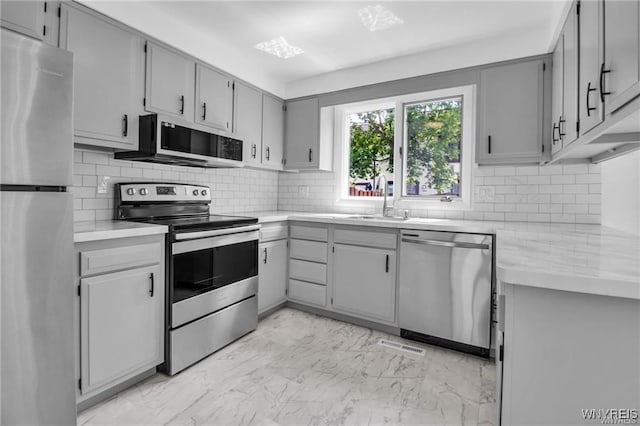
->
[
  {"left": 261, "top": 94, "right": 285, "bottom": 170},
  {"left": 551, "top": 37, "right": 564, "bottom": 155},
  {"left": 551, "top": 2, "right": 579, "bottom": 156},
  {"left": 602, "top": 0, "right": 640, "bottom": 114},
  {"left": 235, "top": 82, "right": 263, "bottom": 167},
  {"left": 1, "top": 0, "right": 59, "bottom": 46},
  {"left": 579, "top": 0, "right": 605, "bottom": 135},
  {"left": 195, "top": 64, "right": 233, "bottom": 131},
  {"left": 145, "top": 41, "right": 195, "bottom": 122},
  {"left": 284, "top": 97, "right": 320, "bottom": 170},
  {"left": 1, "top": 0, "right": 45, "bottom": 41},
  {"left": 477, "top": 59, "right": 546, "bottom": 164},
  {"left": 60, "top": 4, "right": 142, "bottom": 150}
]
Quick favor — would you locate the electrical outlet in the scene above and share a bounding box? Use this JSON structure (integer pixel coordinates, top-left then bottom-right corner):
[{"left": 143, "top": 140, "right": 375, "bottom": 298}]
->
[
  {"left": 478, "top": 187, "right": 495, "bottom": 202},
  {"left": 97, "top": 176, "right": 110, "bottom": 194},
  {"left": 298, "top": 185, "right": 309, "bottom": 198}
]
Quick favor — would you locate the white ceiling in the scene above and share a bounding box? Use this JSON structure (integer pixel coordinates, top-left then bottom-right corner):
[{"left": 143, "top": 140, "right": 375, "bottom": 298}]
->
[{"left": 81, "top": 1, "right": 569, "bottom": 99}]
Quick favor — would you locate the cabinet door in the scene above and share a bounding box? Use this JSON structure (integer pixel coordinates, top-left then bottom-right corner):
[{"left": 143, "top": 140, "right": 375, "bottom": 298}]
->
[
  {"left": 80, "top": 264, "right": 163, "bottom": 394},
  {"left": 258, "top": 239, "right": 287, "bottom": 314},
  {"left": 285, "top": 97, "right": 319, "bottom": 169},
  {"left": 60, "top": 5, "right": 142, "bottom": 149},
  {"left": 1, "top": 0, "right": 45, "bottom": 40},
  {"left": 145, "top": 42, "right": 194, "bottom": 121},
  {"left": 551, "top": 36, "right": 564, "bottom": 155},
  {"left": 477, "top": 60, "right": 545, "bottom": 163},
  {"left": 580, "top": 0, "right": 605, "bottom": 135},
  {"left": 562, "top": 4, "right": 579, "bottom": 147},
  {"left": 262, "top": 94, "right": 284, "bottom": 170},
  {"left": 195, "top": 64, "right": 233, "bottom": 131},
  {"left": 603, "top": 0, "right": 640, "bottom": 113},
  {"left": 235, "top": 82, "right": 263, "bottom": 167},
  {"left": 332, "top": 244, "right": 396, "bottom": 323}
]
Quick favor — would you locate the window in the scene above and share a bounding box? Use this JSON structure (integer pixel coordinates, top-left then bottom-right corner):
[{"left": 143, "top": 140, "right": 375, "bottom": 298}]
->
[{"left": 336, "top": 85, "right": 475, "bottom": 208}]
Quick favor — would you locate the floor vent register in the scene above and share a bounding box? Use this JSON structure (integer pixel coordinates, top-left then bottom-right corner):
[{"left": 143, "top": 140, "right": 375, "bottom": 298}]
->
[{"left": 378, "top": 339, "right": 426, "bottom": 356}]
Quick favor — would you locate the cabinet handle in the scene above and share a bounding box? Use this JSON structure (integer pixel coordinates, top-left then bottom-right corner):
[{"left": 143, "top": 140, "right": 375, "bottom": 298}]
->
[
  {"left": 586, "top": 82, "right": 597, "bottom": 116},
  {"left": 488, "top": 135, "right": 491, "bottom": 154},
  {"left": 263, "top": 247, "right": 268, "bottom": 264},
  {"left": 599, "top": 63, "right": 611, "bottom": 103},
  {"left": 558, "top": 116, "right": 566, "bottom": 138},
  {"left": 122, "top": 114, "right": 128, "bottom": 137},
  {"left": 179, "top": 95, "right": 185, "bottom": 115},
  {"left": 308, "top": 148, "right": 313, "bottom": 162},
  {"left": 385, "top": 254, "right": 389, "bottom": 273},
  {"left": 149, "top": 273, "right": 154, "bottom": 297},
  {"left": 251, "top": 144, "right": 256, "bottom": 159},
  {"left": 202, "top": 102, "right": 207, "bottom": 120},
  {"left": 552, "top": 124, "right": 559, "bottom": 144},
  {"left": 266, "top": 146, "right": 270, "bottom": 161}
]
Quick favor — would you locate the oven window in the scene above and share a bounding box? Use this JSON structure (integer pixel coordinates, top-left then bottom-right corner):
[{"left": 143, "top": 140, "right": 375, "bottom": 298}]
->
[{"left": 172, "top": 240, "right": 258, "bottom": 303}]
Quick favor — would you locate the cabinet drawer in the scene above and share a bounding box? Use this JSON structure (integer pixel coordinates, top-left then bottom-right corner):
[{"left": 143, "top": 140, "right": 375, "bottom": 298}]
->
[
  {"left": 80, "top": 242, "right": 162, "bottom": 276},
  {"left": 289, "top": 224, "right": 328, "bottom": 242},
  {"left": 288, "top": 279, "right": 326, "bottom": 307},
  {"left": 289, "top": 259, "right": 326, "bottom": 285},
  {"left": 334, "top": 228, "right": 397, "bottom": 249},
  {"left": 259, "top": 222, "right": 288, "bottom": 242},
  {"left": 289, "top": 239, "right": 327, "bottom": 263}
]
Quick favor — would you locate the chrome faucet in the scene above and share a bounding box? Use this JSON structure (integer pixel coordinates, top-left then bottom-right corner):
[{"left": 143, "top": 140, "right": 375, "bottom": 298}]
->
[{"left": 379, "top": 175, "right": 393, "bottom": 217}]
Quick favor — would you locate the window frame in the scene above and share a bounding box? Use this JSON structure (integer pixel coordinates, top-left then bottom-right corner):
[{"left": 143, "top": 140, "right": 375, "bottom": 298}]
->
[{"left": 334, "top": 84, "right": 476, "bottom": 210}]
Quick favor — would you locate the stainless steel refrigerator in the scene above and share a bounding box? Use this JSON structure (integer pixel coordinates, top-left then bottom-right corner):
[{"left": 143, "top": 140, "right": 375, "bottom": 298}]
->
[{"left": 1, "top": 29, "right": 76, "bottom": 425}]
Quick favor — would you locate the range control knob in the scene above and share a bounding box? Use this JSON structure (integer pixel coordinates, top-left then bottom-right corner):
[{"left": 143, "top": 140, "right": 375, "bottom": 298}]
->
[
  {"left": 201, "top": 189, "right": 208, "bottom": 196},
  {"left": 126, "top": 188, "right": 136, "bottom": 196},
  {"left": 193, "top": 189, "right": 199, "bottom": 196},
  {"left": 139, "top": 188, "right": 149, "bottom": 196}
]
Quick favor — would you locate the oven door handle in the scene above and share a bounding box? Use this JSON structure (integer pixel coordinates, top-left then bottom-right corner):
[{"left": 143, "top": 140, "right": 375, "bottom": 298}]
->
[{"left": 174, "top": 224, "right": 261, "bottom": 241}]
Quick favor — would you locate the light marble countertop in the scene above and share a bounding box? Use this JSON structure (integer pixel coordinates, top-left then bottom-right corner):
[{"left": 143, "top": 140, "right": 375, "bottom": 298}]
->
[
  {"left": 74, "top": 220, "right": 168, "bottom": 243},
  {"left": 75, "top": 212, "right": 640, "bottom": 300},
  {"left": 250, "top": 210, "right": 640, "bottom": 300}
]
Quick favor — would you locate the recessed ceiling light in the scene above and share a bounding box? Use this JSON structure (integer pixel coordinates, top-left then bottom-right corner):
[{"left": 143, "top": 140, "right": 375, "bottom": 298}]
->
[
  {"left": 358, "top": 5, "right": 404, "bottom": 32},
  {"left": 254, "top": 36, "right": 304, "bottom": 59}
]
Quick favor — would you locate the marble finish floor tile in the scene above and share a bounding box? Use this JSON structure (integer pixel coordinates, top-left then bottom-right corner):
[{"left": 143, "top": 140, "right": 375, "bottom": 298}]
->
[{"left": 78, "top": 308, "right": 496, "bottom": 426}]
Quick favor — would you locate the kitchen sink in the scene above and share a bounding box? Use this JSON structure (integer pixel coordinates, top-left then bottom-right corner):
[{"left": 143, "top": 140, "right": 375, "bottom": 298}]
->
[{"left": 344, "top": 215, "right": 409, "bottom": 221}]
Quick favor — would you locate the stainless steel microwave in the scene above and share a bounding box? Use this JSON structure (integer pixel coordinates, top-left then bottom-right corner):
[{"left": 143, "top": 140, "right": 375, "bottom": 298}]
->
[{"left": 115, "top": 114, "right": 243, "bottom": 168}]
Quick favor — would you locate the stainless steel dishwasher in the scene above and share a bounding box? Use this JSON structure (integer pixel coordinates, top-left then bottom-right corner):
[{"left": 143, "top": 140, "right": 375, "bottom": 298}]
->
[{"left": 399, "top": 230, "right": 494, "bottom": 357}]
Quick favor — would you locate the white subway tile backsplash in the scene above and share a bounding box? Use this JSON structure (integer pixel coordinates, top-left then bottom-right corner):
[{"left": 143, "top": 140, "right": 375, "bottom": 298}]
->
[
  {"left": 515, "top": 166, "right": 539, "bottom": 176},
  {"left": 551, "top": 175, "right": 575, "bottom": 184},
  {"left": 494, "top": 166, "right": 516, "bottom": 176},
  {"left": 73, "top": 148, "right": 279, "bottom": 222}
]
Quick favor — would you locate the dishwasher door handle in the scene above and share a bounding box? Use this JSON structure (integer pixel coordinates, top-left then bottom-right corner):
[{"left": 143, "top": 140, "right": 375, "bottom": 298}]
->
[{"left": 401, "top": 237, "right": 490, "bottom": 250}]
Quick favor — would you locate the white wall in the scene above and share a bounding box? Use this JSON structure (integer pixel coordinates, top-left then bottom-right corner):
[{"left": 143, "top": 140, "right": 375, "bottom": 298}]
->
[{"left": 601, "top": 151, "right": 640, "bottom": 235}]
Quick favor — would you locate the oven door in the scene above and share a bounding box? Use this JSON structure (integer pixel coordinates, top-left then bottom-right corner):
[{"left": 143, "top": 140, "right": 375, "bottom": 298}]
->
[{"left": 170, "top": 226, "right": 259, "bottom": 328}]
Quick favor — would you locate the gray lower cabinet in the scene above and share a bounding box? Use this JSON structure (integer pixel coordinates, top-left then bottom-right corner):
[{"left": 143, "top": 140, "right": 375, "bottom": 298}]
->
[
  {"left": 60, "top": 4, "right": 143, "bottom": 150},
  {"left": 75, "top": 235, "right": 165, "bottom": 404},
  {"left": 330, "top": 227, "right": 397, "bottom": 324},
  {"left": 477, "top": 58, "right": 547, "bottom": 164},
  {"left": 498, "top": 282, "right": 640, "bottom": 425},
  {"left": 258, "top": 222, "right": 288, "bottom": 314},
  {"left": 332, "top": 244, "right": 396, "bottom": 323},
  {"left": 288, "top": 224, "right": 328, "bottom": 307}
]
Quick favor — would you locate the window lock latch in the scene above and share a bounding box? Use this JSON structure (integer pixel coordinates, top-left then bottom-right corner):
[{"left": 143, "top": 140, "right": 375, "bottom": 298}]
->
[{"left": 440, "top": 195, "right": 453, "bottom": 202}]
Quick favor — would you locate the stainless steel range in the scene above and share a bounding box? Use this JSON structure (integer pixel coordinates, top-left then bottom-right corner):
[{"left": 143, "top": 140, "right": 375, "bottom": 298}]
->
[{"left": 116, "top": 183, "right": 259, "bottom": 375}]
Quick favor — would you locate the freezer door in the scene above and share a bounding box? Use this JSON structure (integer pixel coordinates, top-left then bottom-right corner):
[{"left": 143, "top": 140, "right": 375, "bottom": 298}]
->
[
  {"left": 1, "top": 29, "right": 73, "bottom": 186},
  {"left": 1, "top": 192, "right": 76, "bottom": 425}
]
